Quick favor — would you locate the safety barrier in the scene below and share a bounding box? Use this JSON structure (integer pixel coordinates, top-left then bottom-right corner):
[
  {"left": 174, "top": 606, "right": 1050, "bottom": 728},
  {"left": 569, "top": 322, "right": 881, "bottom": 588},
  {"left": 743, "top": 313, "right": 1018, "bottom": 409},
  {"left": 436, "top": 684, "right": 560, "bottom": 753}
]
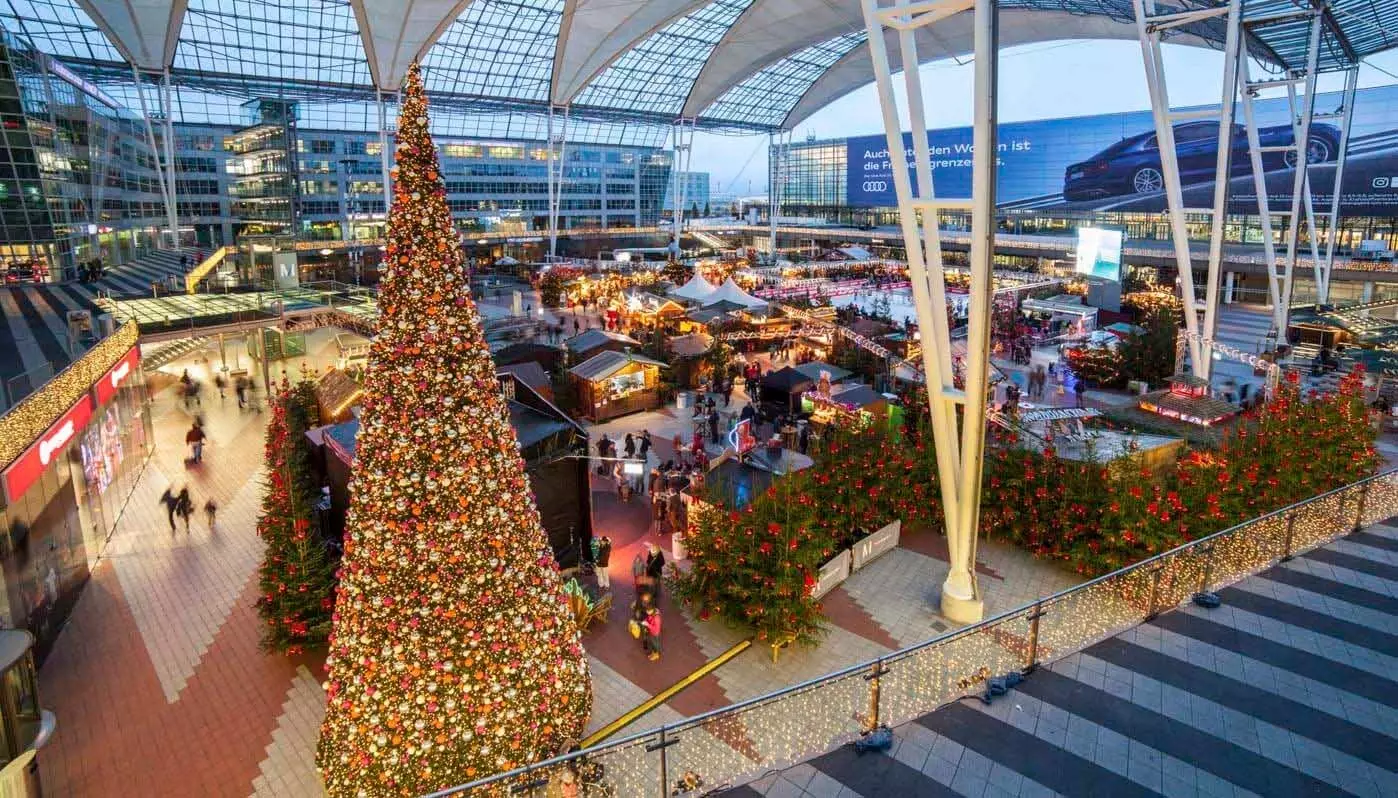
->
[{"left": 428, "top": 468, "right": 1398, "bottom": 797}]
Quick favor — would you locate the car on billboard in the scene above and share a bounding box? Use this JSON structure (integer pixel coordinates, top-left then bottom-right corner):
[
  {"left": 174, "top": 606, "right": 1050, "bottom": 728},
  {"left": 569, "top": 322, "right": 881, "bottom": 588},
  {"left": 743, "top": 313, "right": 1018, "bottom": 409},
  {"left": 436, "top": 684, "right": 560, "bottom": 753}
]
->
[{"left": 1062, "top": 121, "right": 1340, "bottom": 201}]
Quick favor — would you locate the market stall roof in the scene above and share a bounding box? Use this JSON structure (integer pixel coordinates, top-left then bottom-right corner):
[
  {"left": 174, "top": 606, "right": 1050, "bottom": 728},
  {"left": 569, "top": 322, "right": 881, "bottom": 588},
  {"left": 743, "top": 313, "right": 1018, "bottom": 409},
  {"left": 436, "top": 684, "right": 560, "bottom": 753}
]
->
[
  {"left": 497, "top": 362, "right": 552, "bottom": 396},
  {"left": 624, "top": 288, "right": 685, "bottom": 315},
  {"left": 669, "top": 332, "right": 714, "bottom": 358},
  {"left": 761, "top": 365, "right": 815, "bottom": 393},
  {"left": 826, "top": 383, "right": 885, "bottom": 410},
  {"left": 569, "top": 349, "right": 668, "bottom": 381},
  {"left": 687, "top": 307, "right": 736, "bottom": 325},
  {"left": 670, "top": 273, "right": 719, "bottom": 303},
  {"left": 792, "top": 361, "right": 853, "bottom": 384},
  {"left": 564, "top": 328, "right": 641, "bottom": 355},
  {"left": 704, "top": 278, "right": 767, "bottom": 310}
]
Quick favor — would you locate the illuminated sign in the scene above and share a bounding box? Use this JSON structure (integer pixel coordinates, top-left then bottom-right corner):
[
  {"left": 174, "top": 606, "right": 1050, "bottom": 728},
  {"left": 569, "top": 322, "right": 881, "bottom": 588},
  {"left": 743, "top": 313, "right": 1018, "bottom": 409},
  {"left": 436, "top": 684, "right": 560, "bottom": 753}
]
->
[
  {"left": 3, "top": 395, "right": 94, "bottom": 503},
  {"left": 1074, "top": 227, "right": 1123, "bottom": 282},
  {"left": 94, "top": 346, "right": 140, "bottom": 407}
]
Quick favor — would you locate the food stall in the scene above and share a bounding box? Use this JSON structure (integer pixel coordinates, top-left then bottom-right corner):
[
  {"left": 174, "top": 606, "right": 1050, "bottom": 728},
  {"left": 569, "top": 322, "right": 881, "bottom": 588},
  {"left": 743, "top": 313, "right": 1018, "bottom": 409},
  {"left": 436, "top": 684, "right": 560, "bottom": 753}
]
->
[
  {"left": 569, "top": 349, "right": 668, "bottom": 421},
  {"left": 1020, "top": 294, "right": 1098, "bottom": 337},
  {"left": 801, "top": 383, "right": 897, "bottom": 431}
]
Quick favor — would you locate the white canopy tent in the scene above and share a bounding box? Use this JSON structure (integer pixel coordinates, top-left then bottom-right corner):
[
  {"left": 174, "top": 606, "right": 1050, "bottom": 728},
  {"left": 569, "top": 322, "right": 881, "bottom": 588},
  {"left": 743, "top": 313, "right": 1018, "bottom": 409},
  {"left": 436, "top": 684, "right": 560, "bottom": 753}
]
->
[
  {"left": 669, "top": 273, "right": 718, "bottom": 303},
  {"left": 704, "top": 278, "right": 767, "bottom": 310}
]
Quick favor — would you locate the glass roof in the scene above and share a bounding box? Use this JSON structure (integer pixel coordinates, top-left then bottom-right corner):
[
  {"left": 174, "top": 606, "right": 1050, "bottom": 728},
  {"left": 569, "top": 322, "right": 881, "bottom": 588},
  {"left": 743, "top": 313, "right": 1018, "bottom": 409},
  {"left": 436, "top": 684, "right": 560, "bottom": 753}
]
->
[
  {"left": 421, "top": 0, "right": 562, "bottom": 104},
  {"left": 3, "top": 0, "right": 1398, "bottom": 137},
  {"left": 572, "top": 0, "right": 756, "bottom": 116},
  {"left": 175, "top": 0, "right": 370, "bottom": 86},
  {"left": 0, "top": 0, "right": 124, "bottom": 61},
  {"left": 705, "top": 31, "right": 869, "bottom": 127}
]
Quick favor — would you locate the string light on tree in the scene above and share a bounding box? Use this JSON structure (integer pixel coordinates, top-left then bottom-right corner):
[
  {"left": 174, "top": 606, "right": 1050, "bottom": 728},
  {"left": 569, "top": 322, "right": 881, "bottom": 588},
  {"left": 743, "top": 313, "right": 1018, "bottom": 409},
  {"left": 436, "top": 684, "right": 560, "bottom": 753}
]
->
[{"left": 316, "top": 62, "right": 591, "bottom": 796}]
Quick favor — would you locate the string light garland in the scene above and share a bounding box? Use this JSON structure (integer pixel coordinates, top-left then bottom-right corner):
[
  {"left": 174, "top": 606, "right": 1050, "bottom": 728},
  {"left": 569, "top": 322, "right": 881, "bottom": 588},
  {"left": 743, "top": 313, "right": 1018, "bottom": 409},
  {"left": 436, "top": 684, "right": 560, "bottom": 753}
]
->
[
  {"left": 0, "top": 321, "right": 138, "bottom": 469},
  {"left": 316, "top": 62, "right": 590, "bottom": 796}
]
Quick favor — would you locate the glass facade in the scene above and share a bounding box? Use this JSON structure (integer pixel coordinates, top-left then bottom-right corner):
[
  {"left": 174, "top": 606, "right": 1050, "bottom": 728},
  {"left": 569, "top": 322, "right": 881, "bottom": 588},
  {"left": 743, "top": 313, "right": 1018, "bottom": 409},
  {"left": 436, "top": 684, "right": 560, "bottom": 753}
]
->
[
  {"left": 0, "top": 25, "right": 164, "bottom": 280},
  {"left": 0, "top": 347, "right": 151, "bottom": 661},
  {"left": 175, "top": 120, "right": 673, "bottom": 246}
]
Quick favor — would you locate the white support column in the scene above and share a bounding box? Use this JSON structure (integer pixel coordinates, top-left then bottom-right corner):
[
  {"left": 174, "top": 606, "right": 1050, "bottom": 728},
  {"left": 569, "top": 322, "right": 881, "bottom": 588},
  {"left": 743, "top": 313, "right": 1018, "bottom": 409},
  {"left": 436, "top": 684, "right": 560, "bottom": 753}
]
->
[
  {"left": 377, "top": 89, "right": 393, "bottom": 215},
  {"left": 1278, "top": 12, "right": 1323, "bottom": 325},
  {"left": 670, "top": 119, "right": 694, "bottom": 251},
  {"left": 1132, "top": 0, "right": 1239, "bottom": 380},
  {"left": 546, "top": 105, "right": 570, "bottom": 260},
  {"left": 1238, "top": 46, "right": 1285, "bottom": 332},
  {"left": 1320, "top": 66, "right": 1359, "bottom": 305},
  {"left": 160, "top": 69, "right": 179, "bottom": 250},
  {"left": 769, "top": 132, "right": 778, "bottom": 255},
  {"left": 862, "top": 0, "right": 992, "bottom": 623},
  {"left": 1199, "top": 0, "right": 1243, "bottom": 368},
  {"left": 130, "top": 66, "right": 175, "bottom": 251}
]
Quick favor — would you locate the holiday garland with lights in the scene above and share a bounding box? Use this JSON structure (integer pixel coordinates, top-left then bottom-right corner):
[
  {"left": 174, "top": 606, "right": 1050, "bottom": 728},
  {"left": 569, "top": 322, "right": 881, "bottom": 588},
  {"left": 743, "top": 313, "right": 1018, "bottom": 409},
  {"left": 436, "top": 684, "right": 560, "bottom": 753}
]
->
[
  {"left": 316, "top": 63, "right": 591, "bottom": 795},
  {"left": 255, "top": 377, "right": 336, "bottom": 655}
]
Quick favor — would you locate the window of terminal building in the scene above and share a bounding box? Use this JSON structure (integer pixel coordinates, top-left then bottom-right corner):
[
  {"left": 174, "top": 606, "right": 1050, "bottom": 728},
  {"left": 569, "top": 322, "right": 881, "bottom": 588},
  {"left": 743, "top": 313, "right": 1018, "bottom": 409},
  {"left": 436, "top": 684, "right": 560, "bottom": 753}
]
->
[
  {"left": 365, "top": 141, "right": 382, "bottom": 156},
  {"left": 486, "top": 144, "right": 522, "bottom": 159},
  {"left": 343, "top": 140, "right": 367, "bottom": 155},
  {"left": 442, "top": 143, "right": 482, "bottom": 158},
  {"left": 308, "top": 139, "right": 335, "bottom": 154}
]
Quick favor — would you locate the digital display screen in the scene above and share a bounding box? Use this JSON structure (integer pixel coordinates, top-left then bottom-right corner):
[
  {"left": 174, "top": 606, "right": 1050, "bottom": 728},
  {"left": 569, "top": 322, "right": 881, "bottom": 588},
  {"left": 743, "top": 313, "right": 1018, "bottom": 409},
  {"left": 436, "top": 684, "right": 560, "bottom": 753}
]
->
[{"left": 1075, "top": 228, "right": 1123, "bottom": 282}]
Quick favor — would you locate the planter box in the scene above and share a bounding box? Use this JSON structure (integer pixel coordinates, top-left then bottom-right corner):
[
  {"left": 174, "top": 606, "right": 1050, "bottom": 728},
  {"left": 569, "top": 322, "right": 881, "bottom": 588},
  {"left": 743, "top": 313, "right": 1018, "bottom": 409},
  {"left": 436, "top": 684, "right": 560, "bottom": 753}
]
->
[
  {"left": 812, "top": 549, "right": 851, "bottom": 600},
  {"left": 851, "top": 520, "right": 901, "bottom": 571}
]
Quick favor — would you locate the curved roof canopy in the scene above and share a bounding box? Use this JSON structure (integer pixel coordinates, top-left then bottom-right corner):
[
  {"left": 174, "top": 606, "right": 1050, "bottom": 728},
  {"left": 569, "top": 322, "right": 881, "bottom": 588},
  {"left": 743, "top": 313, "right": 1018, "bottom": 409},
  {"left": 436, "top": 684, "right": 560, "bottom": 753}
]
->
[{"left": 0, "top": 0, "right": 1393, "bottom": 133}]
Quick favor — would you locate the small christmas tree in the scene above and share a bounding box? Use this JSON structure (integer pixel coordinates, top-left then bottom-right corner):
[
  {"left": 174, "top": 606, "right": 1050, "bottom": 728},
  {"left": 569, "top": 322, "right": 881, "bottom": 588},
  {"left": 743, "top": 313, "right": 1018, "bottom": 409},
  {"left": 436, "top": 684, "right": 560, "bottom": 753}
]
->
[
  {"left": 317, "top": 63, "right": 591, "bottom": 796},
  {"left": 256, "top": 377, "right": 336, "bottom": 654}
]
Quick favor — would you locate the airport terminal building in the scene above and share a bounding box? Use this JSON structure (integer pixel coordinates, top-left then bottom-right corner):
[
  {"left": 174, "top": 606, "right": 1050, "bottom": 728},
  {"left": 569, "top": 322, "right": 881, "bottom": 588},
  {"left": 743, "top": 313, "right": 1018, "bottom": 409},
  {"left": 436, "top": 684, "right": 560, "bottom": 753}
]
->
[{"left": 776, "top": 83, "right": 1398, "bottom": 253}]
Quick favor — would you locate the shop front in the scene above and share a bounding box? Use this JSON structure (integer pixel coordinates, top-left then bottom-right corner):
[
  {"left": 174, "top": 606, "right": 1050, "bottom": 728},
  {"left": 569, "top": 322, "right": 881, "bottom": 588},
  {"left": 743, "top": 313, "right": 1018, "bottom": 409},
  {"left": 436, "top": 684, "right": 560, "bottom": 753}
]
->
[
  {"left": 569, "top": 350, "right": 668, "bottom": 421},
  {"left": 0, "top": 344, "right": 151, "bottom": 660}
]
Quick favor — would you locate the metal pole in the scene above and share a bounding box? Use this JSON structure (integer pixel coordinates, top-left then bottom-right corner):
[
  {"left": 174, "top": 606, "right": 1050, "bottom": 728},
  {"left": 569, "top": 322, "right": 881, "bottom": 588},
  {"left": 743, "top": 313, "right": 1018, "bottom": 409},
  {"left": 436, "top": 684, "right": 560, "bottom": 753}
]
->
[
  {"left": 161, "top": 69, "right": 179, "bottom": 250},
  {"left": 1025, "top": 601, "right": 1045, "bottom": 672},
  {"left": 1200, "top": 0, "right": 1244, "bottom": 377},
  {"left": 768, "top": 132, "right": 779, "bottom": 256},
  {"left": 1282, "top": 511, "right": 1296, "bottom": 560},
  {"left": 1238, "top": 47, "right": 1285, "bottom": 333},
  {"left": 1321, "top": 67, "right": 1359, "bottom": 305},
  {"left": 1133, "top": 0, "right": 1204, "bottom": 374},
  {"left": 377, "top": 89, "right": 393, "bottom": 216},
  {"left": 547, "top": 105, "right": 558, "bottom": 260},
  {"left": 131, "top": 66, "right": 173, "bottom": 250},
  {"left": 1278, "top": 12, "right": 1323, "bottom": 328}
]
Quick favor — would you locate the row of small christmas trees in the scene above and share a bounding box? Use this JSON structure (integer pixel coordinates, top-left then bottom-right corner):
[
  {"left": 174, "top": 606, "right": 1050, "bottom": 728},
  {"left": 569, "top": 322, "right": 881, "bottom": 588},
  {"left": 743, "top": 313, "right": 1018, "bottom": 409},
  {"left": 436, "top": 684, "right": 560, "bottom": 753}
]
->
[
  {"left": 314, "top": 62, "right": 591, "bottom": 796},
  {"left": 256, "top": 377, "right": 336, "bottom": 655}
]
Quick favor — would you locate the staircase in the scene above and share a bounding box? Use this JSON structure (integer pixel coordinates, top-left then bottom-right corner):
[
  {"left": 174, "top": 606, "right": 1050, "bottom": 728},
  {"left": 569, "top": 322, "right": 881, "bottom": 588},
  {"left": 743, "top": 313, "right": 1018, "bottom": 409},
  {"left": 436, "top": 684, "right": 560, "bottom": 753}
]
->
[
  {"left": 143, "top": 336, "right": 210, "bottom": 371},
  {"left": 90, "top": 248, "right": 199, "bottom": 298}
]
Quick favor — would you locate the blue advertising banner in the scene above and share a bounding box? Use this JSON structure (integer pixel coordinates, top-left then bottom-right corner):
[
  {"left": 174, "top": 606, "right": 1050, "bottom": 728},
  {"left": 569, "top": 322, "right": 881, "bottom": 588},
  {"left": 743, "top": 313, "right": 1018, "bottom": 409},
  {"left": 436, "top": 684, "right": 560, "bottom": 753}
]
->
[{"left": 845, "top": 84, "right": 1398, "bottom": 215}]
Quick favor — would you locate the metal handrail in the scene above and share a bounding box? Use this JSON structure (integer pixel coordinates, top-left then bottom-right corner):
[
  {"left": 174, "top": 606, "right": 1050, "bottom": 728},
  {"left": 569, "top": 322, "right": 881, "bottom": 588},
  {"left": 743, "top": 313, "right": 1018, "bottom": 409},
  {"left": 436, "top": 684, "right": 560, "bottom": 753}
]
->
[{"left": 429, "top": 467, "right": 1397, "bottom": 796}]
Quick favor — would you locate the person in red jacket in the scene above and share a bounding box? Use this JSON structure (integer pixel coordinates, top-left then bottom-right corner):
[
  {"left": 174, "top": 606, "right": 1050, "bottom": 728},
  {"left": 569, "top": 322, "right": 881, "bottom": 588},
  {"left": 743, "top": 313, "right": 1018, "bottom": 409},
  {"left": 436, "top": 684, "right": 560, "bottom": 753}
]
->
[{"left": 642, "top": 606, "right": 662, "bottom": 661}]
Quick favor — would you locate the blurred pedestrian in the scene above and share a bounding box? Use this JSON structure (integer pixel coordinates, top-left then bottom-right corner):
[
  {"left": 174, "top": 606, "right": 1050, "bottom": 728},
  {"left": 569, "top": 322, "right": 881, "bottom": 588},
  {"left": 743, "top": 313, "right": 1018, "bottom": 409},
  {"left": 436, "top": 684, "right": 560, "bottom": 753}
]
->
[
  {"left": 175, "top": 488, "right": 194, "bottom": 534},
  {"left": 643, "top": 606, "right": 662, "bottom": 661},
  {"left": 185, "top": 421, "right": 206, "bottom": 464},
  {"left": 204, "top": 499, "right": 218, "bottom": 530}
]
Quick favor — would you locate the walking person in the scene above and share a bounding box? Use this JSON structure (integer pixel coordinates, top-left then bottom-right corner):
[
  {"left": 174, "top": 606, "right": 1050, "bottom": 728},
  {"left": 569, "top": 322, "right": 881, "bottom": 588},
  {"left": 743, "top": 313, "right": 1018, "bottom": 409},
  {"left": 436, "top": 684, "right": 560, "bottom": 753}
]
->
[
  {"left": 644, "top": 542, "right": 666, "bottom": 600},
  {"left": 708, "top": 408, "right": 720, "bottom": 444},
  {"left": 623, "top": 433, "right": 636, "bottom": 459},
  {"left": 591, "top": 535, "right": 612, "bottom": 592},
  {"left": 204, "top": 499, "right": 218, "bottom": 531},
  {"left": 1074, "top": 376, "right": 1087, "bottom": 408},
  {"left": 639, "top": 429, "right": 653, "bottom": 460},
  {"left": 175, "top": 488, "right": 194, "bottom": 534},
  {"left": 214, "top": 373, "right": 227, "bottom": 400},
  {"left": 160, "top": 488, "right": 178, "bottom": 533},
  {"left": 643, "top": 606, "right": 663, "bottom": 661},
  {"left": 186, "top": 421, "right": 207, "bottom": 464}
]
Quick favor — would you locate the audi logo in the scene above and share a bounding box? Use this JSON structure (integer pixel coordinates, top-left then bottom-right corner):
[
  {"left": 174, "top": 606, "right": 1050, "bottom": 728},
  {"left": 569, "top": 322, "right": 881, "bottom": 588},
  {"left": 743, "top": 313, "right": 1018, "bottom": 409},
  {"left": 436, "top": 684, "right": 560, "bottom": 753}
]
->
[{"left": 862, "top": 181, "right": 888, "bottom": 191}]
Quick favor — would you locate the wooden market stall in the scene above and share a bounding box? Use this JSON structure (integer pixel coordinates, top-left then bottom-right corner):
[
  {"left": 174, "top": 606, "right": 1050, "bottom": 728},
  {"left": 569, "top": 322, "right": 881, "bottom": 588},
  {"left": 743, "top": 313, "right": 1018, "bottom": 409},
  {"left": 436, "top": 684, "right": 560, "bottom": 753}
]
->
[
  {"left": 570, "top": 349, "right": 668, "bottom": 421},
  {"left": 315, "top": 368, "right": 363, "bottom": 424}
]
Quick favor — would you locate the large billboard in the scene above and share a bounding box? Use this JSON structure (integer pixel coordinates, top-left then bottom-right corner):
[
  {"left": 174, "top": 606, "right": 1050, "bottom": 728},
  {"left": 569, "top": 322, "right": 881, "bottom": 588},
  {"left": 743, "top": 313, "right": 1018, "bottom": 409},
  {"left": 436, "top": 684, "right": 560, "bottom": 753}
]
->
[
  {"left": 845, "top": 84, "right": 1398, "bottom": 215},
  {"left": 1075, "top": 227, "right": 1123, "bottom": 281}
]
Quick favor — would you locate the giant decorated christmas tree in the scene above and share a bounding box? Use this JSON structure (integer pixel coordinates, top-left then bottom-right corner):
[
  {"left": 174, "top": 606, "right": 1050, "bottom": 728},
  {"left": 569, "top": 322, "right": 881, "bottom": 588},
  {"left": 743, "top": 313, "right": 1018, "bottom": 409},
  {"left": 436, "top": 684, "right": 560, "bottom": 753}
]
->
[{"left": 316, "top": 63, "right": 592, "bottom": 796}]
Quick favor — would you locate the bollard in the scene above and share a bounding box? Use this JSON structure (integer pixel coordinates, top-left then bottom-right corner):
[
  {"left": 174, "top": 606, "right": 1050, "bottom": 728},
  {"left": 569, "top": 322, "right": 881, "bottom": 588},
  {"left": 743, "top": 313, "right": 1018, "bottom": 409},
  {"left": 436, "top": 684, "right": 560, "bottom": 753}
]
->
[
  {"left": 1025, "top": 601, "right": 1046, "bottom": 673},
  {"left": 1282, "top": 511, "right": 1297, "bottom": 561},
  {"left": 863, "top": 658, "right": 890, "bottom": 733}
]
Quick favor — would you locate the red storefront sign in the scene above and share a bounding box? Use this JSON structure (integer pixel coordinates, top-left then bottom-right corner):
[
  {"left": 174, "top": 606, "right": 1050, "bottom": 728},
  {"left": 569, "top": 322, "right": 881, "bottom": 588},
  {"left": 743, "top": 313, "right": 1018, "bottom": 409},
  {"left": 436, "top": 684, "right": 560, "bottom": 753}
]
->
[
  {"left": 3, "top": 395, "right": 93, "bottom": 504},
  {"left": 94, "top": 345, "right": 140, "bottom": 407}
]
